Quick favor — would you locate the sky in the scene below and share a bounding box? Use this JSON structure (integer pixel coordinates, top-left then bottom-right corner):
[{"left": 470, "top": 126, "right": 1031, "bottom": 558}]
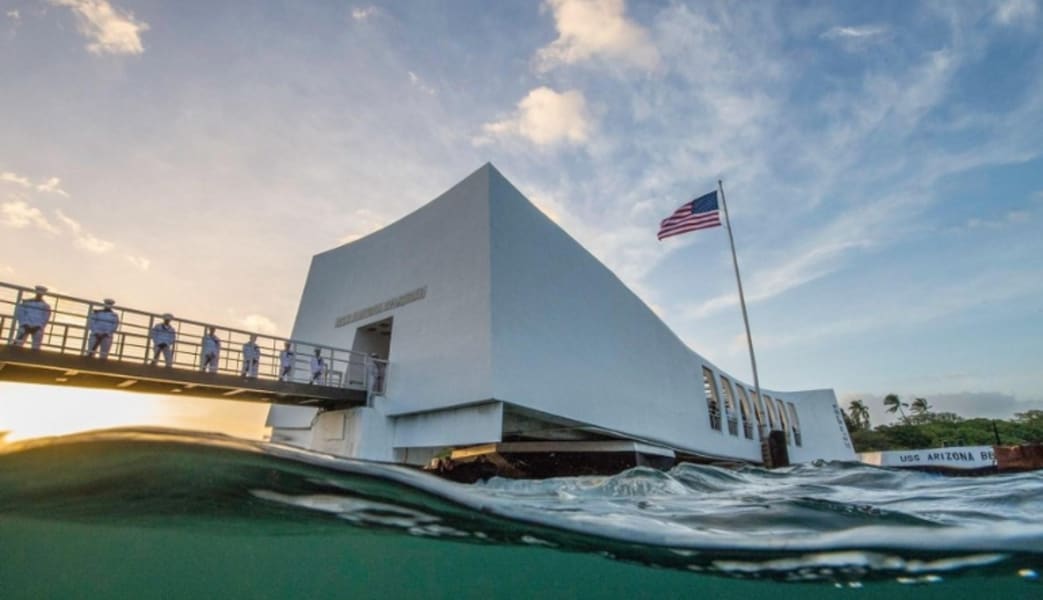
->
[{"left": 1, "top": 0, "right": 1042, "bottom": 438}]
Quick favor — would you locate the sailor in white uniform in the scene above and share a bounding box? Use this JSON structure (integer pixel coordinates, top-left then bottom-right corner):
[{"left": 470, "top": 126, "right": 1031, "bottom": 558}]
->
[
  {"left": 278, "top": 342, "right": 295, "bottom": 382},
  {"left": 86, "top": 298, "right": 119, "bottom": 359},
  {"left": 366, "top": 352, "right": 382, "bottom": 400},
  {"left": 13, "top": 285, "right": 51, "bottom": 350},
  {"left": 309, "top": 348, "right": 326, "bottom": 385},
  {"left": 200, "top": 326, "right": 221, "bottom": 373},
  {"left": 149, "top": 313, "right": 177, "bottom": 367},
  {"left": 241, "top": 334, "right": 261, "bottom": 378}
]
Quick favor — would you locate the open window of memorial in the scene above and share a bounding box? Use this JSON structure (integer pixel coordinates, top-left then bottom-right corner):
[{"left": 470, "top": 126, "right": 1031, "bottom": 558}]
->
[
  {"left": 775, "top": 398, "right": 790, "bottom": 444},
  {"left": 763, "top": 394, "right": 778, "bottom": 430},
  {"left": 787, "top": 402, "right": 802, "bottom": 447},
  {"left": 702, "top": 367, "right": 722, "bottom": 431},
  {"left": 718, "top": 375, "right": 739, "bottom": 436},
  {"left": 743, "top": 386, "right": 765, "bottom": 439}
]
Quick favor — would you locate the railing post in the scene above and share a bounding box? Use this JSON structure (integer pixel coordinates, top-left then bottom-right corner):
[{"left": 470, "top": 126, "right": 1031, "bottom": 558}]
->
[
  {"left": 7, "top": 289, "right": 22, "bottom": 345},
  {"left": 81, "top": 302, "right": 94, "bottom": 356},
  {"left": 144, "top": 314, "right": 155, "bottom": 365},
  {"left": 363, "top": 354, "right": 370, "bottom": 398}
]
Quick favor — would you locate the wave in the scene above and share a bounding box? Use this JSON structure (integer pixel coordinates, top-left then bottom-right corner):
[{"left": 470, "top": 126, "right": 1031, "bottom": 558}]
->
[{"left": 1, "top": 428, "right": 1041, "bottom": 587}]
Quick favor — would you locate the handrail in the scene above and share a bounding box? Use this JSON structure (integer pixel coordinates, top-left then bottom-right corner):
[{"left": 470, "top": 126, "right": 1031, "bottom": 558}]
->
[{"left": 0, "top": 280, "right": 387, "bottom": 397}]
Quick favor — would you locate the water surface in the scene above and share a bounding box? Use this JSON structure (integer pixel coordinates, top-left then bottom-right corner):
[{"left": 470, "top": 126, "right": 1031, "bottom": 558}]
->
[{"left": 1, "top": 429, "right": 1040, "bottom": 598}]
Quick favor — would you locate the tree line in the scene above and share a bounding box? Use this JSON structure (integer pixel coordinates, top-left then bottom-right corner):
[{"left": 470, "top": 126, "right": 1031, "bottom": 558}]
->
[{"left": 842, "top": 395, "right": 1043, "bottom": 452}]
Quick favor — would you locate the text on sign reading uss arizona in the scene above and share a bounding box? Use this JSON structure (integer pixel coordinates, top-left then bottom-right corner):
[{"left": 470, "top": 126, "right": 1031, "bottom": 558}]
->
[{"left": 334, "top": 286, "right": 427, "bottom": 328}]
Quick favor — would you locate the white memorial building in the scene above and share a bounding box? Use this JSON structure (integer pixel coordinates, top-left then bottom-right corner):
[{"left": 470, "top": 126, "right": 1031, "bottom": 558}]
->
[{"left": 266, "top": 164, "right": 855, "bottom": 476}]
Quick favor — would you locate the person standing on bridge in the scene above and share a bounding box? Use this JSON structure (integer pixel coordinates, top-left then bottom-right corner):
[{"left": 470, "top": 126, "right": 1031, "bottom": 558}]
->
[
  {"left": 12, "top": 285, "right": 51, "bottom": 351},
  {"left": 309, "top": 348, "right": 326, "bottom": 385},
  {"left": 200, "top": 326, "right": 221, "bottom": 373},
  {"left": 149, "top": 313, "right": 176, "bottom": 367},
  {"left": 86, "top": 298, "right": 119, "bottom": 359},
  {"left": 278, "top": 342, "right": 295, "bottom": 382},
  {"left": 366, "top": 352, "right": 383, "bottom": 401},
  {"left": 241, "top": 334, "right": 261, "bottom": 378}
]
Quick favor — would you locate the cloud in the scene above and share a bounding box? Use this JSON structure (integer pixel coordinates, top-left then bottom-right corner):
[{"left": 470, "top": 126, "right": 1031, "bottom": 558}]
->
[
  {"left": 928, "top": 392, "right": 1043, "bottom": 419},
  {"left": 124, "top": 254, "right": 151, "bottom": 271},
  {"left": 963, "top": 209, "right": 1032, "bottom": 230},
  {"left": 54, "top": 208, "right": 114, "bottom": 253},
  {"left": 1, "top": 172, "right": 70, "bottom": 196},
  {"left": 535, "top": 0, "right": 660, "bottom": 72},
  {"left": 843, "top": 391, "right": 1043, "bottom": 424},
  {"left": 75, "top": 233, "right": 115, "bottom": 253},
  {"left": 240, "top": 314, "right": 279, "bottom": 335},
  {"left": 685, "top": 220, "right": 876, "bottom": 320},
  {"left": 36, "top": 177, "right": 70, "bottom": 197},
  {"left": 2, "top": 202, "right": 120, "bottom": 256},
  {"left": 734, "top": 265, "right": 1043, "bottom": 358},
  {"left": 821, "top": 24, "right": 890, "bottom": 41},
  {"left": 6, "top": 9, "right": 19, "bottom": 21},
  {"left": 994, "top": 0, "right": 1039, "bottom": 25},
  {"left": 408, "top": 71, "right": 436, "bottom": 96},
  {"left": 50, "top": 0, "right": 149, "bottom": 55},
  {"left": 351, "top": 6, "right": 378, "bottom": 21},
  {"left": 1, "top": 200, "right": 60, "bottom": 234},
  {"left": 479, "top": 87, "right": 594, "bottom": 147},
  {"left": 53, "top": 208, "right": 80, "bottom": 232},
  {"left": 336, "top": 208, "right": 390, "bottom": 245},
  {"left": 1, "top": 172, "right": 32, "bottom": 188}
]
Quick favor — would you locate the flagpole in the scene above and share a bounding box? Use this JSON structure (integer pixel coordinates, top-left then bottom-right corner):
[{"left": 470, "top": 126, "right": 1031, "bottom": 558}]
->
[{"left": 717, "top": 179, "right": 763, "bottom": 423}]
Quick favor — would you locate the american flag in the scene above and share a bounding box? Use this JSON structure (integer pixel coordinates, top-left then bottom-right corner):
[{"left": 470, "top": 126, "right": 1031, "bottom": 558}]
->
[{"left": 657, "top": 191, "right": 721, "bottom": 240}]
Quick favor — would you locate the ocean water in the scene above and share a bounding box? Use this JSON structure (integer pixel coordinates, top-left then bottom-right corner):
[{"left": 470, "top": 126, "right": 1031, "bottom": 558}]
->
[{"left": 1, "top": 429, "right": 1041, "bottom": 599}]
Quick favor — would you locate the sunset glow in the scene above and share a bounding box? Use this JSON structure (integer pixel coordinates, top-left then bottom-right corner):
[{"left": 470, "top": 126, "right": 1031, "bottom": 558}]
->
[{"left": 0, "top": 383, "right": 267, "bottom": 442}]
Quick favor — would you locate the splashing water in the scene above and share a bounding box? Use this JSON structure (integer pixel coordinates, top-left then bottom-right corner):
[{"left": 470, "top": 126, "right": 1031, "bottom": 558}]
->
[{"left": 1, "top": 428, "right": 1040, "bottom": 599}]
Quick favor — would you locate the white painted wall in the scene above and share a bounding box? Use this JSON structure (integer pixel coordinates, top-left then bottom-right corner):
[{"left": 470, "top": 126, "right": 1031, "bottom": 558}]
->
[
  {"left": 268, "top": 166, "right": 496, "bottom": 431},
  {"left": 392, "top": 402, "right": 503, "bottom": 449},
  {"left": 775, "top": 389, "right": 856, "bottom": 462},
  {"left": 487, "top": 168, "right": 853, "bottom": 461},
  {"left": 309, "top": 406, "right": 396, "bottom": 461},
  {"left": 268, "top": 164, "right": 856, "bottom": 463}
]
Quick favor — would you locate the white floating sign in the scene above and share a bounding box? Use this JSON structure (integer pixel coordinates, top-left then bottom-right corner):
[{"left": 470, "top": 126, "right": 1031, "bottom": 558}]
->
[{"left": 860, "top": 446, "right": 996, "bottom": 471}]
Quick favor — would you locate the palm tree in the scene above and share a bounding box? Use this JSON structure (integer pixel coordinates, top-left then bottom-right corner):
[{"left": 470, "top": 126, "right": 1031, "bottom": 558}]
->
[
  {"left": 910, "top": 397, "right": 932, "bottom": 416},
  {"left": 848, "top": 399, "right": 871, "bottom": 431},
  {"left": 883, "top": 394, "right": 908, "bottom": 420}
]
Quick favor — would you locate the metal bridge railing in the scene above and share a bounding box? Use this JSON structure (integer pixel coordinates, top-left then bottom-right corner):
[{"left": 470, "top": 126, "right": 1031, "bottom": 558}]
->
[{"left": 0, "top": 281, "right": 387, "bottom": 396}]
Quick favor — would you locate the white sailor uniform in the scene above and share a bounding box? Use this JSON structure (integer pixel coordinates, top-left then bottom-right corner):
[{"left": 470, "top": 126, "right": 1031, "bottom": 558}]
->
[
  {"left": 278, "top": 348, "right": 295, "bottom": 382},
  {"left": 242, "top": 341, "right": 261, "bottom": 378},
  {"left": 201, "top": 332, "right": 221, "bottom": 373},
  {"left": 14, "top": 296, "right": 51, "bottom": 350},
  {"left": 86, "top": 307, "right": 119, "bottom": 359},
  {"left": 150, "top": 322, "right": 176, "bottom": 367},
  {"left": 366, "top": 355, "right": 382, "bottom": 398},
  {"left": 309, "top": 354, "right": 326, "bottom": 385}
]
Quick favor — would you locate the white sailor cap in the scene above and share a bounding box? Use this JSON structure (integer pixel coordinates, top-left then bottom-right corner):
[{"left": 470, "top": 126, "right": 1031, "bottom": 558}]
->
[
  {"left": 103, "top": 298, "right": 116, "bottom": 306},
  {"left": 161, "top": 313, "right": 173, "bottom": 320},
  {"left": 34, "top": 285, "right": 48, "bottom": 294}
]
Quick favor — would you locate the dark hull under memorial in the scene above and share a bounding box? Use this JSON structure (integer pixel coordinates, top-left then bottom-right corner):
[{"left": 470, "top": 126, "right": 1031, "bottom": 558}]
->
[{"left": 266, "top": 164, "right": 857, "bottom": 478}]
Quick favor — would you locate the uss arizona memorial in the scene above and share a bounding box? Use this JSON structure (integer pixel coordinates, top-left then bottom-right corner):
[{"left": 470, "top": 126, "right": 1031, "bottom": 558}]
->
[
  {"left": 0, "top": 164, "right": 855, "bottom": 476},
  {"left": 266, "top": 164, "right": 856, "bottom": 474}
]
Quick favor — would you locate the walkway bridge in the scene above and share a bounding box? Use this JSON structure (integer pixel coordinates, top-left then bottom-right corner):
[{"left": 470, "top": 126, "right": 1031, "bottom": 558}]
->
[{"left": 0, "top": 282, "right": 386, "bottom": 409}]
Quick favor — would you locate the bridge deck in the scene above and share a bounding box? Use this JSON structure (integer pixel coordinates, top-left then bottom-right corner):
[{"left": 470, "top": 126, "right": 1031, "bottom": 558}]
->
[{"left": 0, "top": 346, "right": 365, "bottom": 409}]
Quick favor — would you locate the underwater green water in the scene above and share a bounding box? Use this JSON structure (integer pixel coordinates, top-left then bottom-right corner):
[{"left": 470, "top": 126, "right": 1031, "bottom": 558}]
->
[
  {"left": 1, "top": 429, "right": 1040, "bottom": 599},
  {"left": 4, "top": 518, "right": 1039, "bottom": 599}
]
